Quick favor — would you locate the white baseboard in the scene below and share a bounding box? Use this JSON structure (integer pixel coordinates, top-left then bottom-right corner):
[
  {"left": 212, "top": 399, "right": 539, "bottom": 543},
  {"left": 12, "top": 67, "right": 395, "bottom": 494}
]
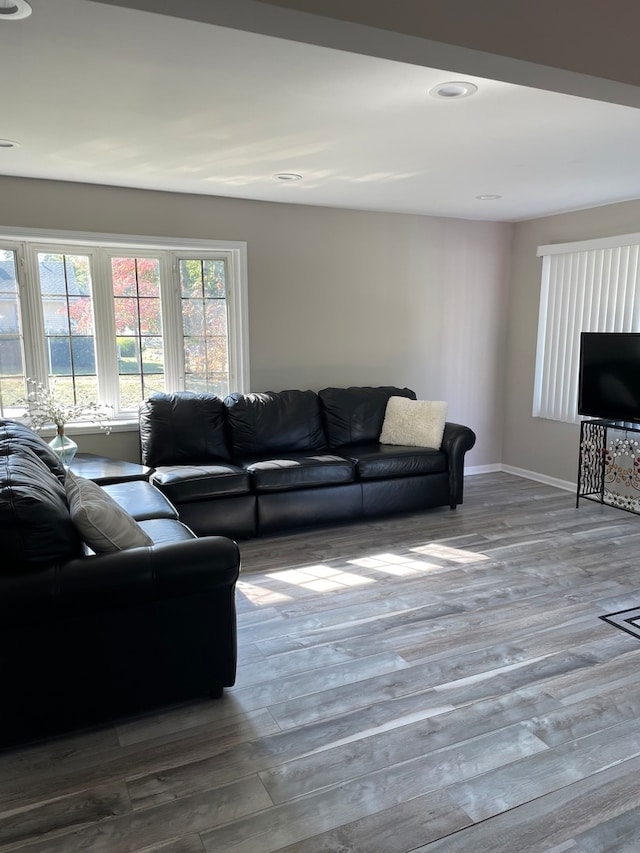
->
[
  {"left": 465, "top": 462, "right": 575, "bottom": 493},
  {"left": 498, "top": 464, "right": 575, "bottom": 493},
  {"left": 465, "top": 463, "right": 502, "bottom": 476}
]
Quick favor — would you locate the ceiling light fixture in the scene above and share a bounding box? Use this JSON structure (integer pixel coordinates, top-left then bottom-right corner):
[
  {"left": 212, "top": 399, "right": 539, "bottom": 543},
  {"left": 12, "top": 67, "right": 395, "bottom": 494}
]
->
[
  {"left": 476, "top": 194, "right": 501, "bottom": 200},
  {"left": 0, "top": 139, "right": 19, "bottom": 149},
  {"left": 429, "top": 81, "right": 478, "bottom": 100},
  {"left": 0, "top": 0, "right": 32, "bottom": 20},
  {"left": 273, "top": 173, "right": 302, "bottom": 182}
]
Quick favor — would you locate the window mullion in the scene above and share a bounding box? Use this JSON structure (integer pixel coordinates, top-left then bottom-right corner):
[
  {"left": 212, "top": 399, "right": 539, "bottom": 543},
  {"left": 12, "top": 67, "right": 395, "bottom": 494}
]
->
[
  {"left": 164, "top": 253, "right": 185, "bottom": 390},
  {"left": 92, "top": 249, "right": 119, "bottom": 411},
  {"left": 19, "top": 244, "right": 48, "bottom": 384}
]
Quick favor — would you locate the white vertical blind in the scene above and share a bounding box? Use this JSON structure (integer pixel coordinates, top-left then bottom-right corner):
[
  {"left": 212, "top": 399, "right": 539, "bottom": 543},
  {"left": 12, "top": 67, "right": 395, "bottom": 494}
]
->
[{"left": 534, "top": 240, "right": 640, "bottom": 423}]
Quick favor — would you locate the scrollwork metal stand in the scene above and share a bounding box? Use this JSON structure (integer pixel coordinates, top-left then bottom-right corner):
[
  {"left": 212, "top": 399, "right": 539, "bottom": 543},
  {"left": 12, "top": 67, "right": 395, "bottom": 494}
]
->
[{"left": 577, "top": 419, "right": 640, "bottom": 514}]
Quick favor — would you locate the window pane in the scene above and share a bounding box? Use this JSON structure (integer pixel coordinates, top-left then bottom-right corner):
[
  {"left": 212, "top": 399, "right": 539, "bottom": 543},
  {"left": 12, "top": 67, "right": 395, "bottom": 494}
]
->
[
  {"left": 139, "top": 299, "right": 162, "bottom": 335},
  {"left": 111, "top": 256, "right": 165, "bottom": 411},
  {"left": 180, "top": 259, "right": 203, "bottom": 297},
  {"left": 0, "top": 336, "right": 22, "bottom": 373},
  {"left": 48, "top": 337, "right": 72, "bottom": 375},
  {"left": 203, "top": 259, "right": 226, "bottom": 297},
  {"left": 38, "top": 252, "right": 97, "bottom": 405},
  {"left": 183, "top": 300, "right": 204, "bottom": 336},
  {"left": 179, "top": 258, "right": 229, "bottom": 395},
  {"left": 117, "top": 375, "right": 142, "bottom": 410},
  {"left": 114, "top": 297, "right": 140, "bottom": 335},
  {"left": 0, "top": 250, "right": 26, "bottom": 417},
  {"left": 111, "top": 257, "right": 137, "bottom": 296},
  {"left": 142, "top": 374, "right": 165, "bottom": 399},
  {"left": 68, "top": 296, "right": 93, "bottom": 335},
  {"left": 0, "top": 302, "right": 19, "bottom": 334},
  {"left": 205, "top": 300, "right": 227, "bottom": 335},
  {"left": 184, "top": 337, "right": 205, "bottom": 377},
  {"left": 43, "top": 306, "right": 70, "bottom": 335},
  {"left": 117, "top": 336, "right": 139, "bottom": 371},
  {"left": 71, "top": 336, "right": 96, "bottom": 375},
  {"left": 141, "top": 337, "right": 164, "bottom": 375}
]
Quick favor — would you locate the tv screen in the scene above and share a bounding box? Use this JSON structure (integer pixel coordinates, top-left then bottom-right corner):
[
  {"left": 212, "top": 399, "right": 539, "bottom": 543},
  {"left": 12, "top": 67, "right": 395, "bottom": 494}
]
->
[{"left": 578, "top": 332, "right": 640, "bottom": 422}]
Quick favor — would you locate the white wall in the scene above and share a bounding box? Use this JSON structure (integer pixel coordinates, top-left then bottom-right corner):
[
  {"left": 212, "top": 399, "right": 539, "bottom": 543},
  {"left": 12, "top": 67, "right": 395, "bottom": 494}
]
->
[
  {"left": 0, "top": 175, "right": 512, "bottom": 465},
  {"left": 506, "top": 198, "right": 640, "bottom": 486}
]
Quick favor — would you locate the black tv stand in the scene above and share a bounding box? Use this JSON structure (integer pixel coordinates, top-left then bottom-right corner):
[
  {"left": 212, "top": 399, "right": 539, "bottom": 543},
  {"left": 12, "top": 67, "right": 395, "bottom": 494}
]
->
[{"left": 577, "top": 419, "right": 640, "bottom": 513}]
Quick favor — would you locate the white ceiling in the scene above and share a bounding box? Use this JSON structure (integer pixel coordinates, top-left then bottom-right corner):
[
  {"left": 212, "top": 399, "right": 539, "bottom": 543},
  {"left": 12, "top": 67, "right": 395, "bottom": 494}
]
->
[{"left": 3, "top": 0, "right": 640, "bottom": 222}]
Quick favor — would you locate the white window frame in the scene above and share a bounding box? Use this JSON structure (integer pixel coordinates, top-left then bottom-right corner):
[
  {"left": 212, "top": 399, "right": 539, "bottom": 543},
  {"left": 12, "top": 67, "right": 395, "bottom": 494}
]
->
[
  {"left": 534, "top": 232, "right": 640, "bottom": 424},
  {"left": 0, "top": 226, "right": 249, "bottom": 428}
]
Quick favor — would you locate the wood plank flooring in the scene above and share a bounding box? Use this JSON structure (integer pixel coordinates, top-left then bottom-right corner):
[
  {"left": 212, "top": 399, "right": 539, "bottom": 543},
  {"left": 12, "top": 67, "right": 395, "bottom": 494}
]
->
[{"left": 3, "top": 472, "right": 640, "bottom": 852}]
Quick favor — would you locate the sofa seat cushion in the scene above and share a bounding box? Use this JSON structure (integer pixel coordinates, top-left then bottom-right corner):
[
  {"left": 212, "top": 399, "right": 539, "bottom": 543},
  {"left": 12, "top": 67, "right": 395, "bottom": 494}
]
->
[
  {"left": 242, "top": 453, "right": 355, "bottom": 492},
  {"left": 340, "top": 442, "right": 448, "bottom": 480},
  {"left": 137, "top": 517, "right": 198, "bottom": 546},
  {"left": 150, "top": 464, "right": 251, "bottom": 504},
  {"left": 101, "top": 480, "right": 179, "bottom": 521}
]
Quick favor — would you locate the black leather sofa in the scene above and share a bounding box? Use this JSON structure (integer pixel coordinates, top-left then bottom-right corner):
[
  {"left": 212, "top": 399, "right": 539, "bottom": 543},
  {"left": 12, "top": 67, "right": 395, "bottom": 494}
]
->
[
  {"left": 140, "top": 385, "right": 476, "bottom": 539},
  {"left": 0, "top": 419, "right": 240, "bottom": 747}
]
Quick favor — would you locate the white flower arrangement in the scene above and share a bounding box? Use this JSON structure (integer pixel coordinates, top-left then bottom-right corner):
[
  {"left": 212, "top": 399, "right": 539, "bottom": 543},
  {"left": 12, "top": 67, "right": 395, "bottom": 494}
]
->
[{"left": 16, "top": 378, "right": 113, "bottom": 435}]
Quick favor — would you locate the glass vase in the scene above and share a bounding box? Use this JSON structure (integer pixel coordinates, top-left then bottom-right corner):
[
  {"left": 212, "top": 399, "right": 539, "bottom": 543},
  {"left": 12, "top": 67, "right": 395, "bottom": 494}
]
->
[{"left": 48, "top": 428, "right": 78, "bottom": 468}]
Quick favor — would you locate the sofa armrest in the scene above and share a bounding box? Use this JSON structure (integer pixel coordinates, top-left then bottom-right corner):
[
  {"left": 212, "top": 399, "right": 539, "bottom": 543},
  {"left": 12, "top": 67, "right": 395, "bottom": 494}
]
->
[
  {"left": 58, "top": 536, "right": 240, "bottom": 613},
  {"left": 441, "top": 422, "right": 476, "bottom": 507}
]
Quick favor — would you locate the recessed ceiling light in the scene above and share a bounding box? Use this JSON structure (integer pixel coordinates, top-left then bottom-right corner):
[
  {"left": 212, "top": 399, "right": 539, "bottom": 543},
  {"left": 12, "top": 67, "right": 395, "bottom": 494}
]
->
[
  {"left": 0, "top": 139, "right": 19, "bottom": 149},
  {"left": 273, "top": 173, "right": 302, "bottom": 182},
  {"left": 0, "top": 0, "right": 32, "bottom": 20},
  {"left": 476, "top": 194, "right": 502, "bottom": 201},
  {"left": 429, "top": 81, "right": 478, "bottom": 100}
]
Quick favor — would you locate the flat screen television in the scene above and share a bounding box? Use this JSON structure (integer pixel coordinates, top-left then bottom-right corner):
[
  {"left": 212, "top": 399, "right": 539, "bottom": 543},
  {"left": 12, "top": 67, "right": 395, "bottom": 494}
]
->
[{"left": 578, "top": 332, "right": 640, "bottom": 423}]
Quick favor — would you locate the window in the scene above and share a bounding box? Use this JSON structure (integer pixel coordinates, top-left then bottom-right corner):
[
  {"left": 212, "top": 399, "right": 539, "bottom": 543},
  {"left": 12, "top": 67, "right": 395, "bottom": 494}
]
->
[
  {"left": 534, "top": 233, "right": 640, "bottom": 424},
  {"left": 111, "top": 256, "right": 165, "bottom": 410},
  {"left": 0, "top": 249, "right": 25, "bottom": 418},
  {"left": 0, "top": 228, "right": 248, "bottom": 425},
  {"left": 179, "top": 258, "right": 229, "bottom": 395}
]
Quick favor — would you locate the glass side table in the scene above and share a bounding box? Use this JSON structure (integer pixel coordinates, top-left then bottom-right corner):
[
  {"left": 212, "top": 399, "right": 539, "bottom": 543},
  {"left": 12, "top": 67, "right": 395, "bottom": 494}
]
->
[{"left": 69, "top": 452, "right": 151, "bottom": 485}]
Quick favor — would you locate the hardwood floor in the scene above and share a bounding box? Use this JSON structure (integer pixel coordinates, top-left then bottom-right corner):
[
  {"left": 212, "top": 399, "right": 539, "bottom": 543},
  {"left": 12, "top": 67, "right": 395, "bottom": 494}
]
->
[{"left": 3, "top": 472, "right": 640, "bottom": 852}]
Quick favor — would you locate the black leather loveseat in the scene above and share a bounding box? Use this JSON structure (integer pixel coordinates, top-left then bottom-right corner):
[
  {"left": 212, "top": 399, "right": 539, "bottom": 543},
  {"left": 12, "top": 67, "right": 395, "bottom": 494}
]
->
[
  {"left": 139, "top": 385, "right": 476, "bottom": 539},
  {"left": 0, "top": 419, "right": 240, "bottom": 747}
]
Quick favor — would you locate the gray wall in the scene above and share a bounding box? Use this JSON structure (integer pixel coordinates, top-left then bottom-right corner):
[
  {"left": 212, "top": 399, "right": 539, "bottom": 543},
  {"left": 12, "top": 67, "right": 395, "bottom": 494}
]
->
[
  {"left": 0, "top": 175, "right": 511, "bottom": 465},
  {"left": 506, "top": 199, "right": 640, "bottom": 486}
]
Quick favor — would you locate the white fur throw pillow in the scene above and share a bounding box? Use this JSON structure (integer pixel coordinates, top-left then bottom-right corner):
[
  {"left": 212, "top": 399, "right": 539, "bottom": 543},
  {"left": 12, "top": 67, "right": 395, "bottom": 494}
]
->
[{"left": 379, "top": 397, "right": 448, "bottom": 448}]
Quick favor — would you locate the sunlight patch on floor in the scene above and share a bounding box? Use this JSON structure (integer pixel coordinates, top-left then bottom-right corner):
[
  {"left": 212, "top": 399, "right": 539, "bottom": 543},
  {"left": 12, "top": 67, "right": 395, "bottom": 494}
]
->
[
  {"left": 348, "top": 553, "right": 441, "bottom": 575},
  {"left": 238, "top": 542, "right": 490, "bottom": 606},
  {"left": 267, "top": 565, "right": 376, "bottom": 592},
  {"left": 410, "top": 543, "right": 490, "bottom": 564},
  {"left": 236, "top": 580, "right": 293, "bottom": 605}
]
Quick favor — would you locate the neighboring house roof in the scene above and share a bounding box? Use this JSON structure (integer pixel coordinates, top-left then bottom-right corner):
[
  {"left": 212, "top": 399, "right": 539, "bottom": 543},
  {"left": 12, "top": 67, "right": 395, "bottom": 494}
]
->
[{"left": 0, "top": 258, "right": 84, "bottom": 296}]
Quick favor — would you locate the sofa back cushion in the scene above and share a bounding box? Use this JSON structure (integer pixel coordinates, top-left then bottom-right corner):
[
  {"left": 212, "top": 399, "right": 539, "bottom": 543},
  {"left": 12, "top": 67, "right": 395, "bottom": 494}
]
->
[
  {"left": 0, "top": 444, "right": 83, "bottom": 566},
  {"left": 0, "top": 419, "right": 67, "bottom": 482},
  {"left": 224, "top": 390, "right": 326, "bottom": 456},
  {"left": 139, "top": 392, "right": 231, "bottom": 466},
  {"left": 319, "top": 386, "right": 416, "bottom": 448}
]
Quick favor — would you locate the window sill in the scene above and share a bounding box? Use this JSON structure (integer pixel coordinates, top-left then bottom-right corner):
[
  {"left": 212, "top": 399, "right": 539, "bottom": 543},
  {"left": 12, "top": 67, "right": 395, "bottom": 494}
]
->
[{"left": 18, "top": 419, "right": 140, "bottom": 437}]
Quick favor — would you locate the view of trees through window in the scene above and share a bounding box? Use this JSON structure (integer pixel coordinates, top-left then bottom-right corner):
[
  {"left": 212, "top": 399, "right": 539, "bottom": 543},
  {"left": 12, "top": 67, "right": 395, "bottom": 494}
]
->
[
  {"left": 112, "top": 257, "right": 165, "bottom": 410},
  {"left": 180, "top": 258, "right": 229, "bottom": 396}
]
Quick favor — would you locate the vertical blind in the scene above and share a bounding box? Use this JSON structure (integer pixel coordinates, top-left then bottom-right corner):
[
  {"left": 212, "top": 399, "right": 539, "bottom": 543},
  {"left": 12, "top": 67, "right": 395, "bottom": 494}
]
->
[{"left": 534, "top": 235, "right": 640, "bottom": 423}]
